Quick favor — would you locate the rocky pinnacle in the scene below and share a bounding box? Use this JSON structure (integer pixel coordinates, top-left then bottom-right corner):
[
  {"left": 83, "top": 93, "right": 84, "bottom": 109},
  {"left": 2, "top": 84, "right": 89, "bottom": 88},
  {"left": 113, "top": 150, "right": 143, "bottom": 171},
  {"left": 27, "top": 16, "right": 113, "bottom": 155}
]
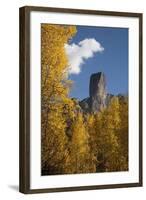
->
[
  {"left": 79, "top": 72, "right": 107, "bottom": 113},
  {"left": 89, "top": 72, "right": 107, "bottom": 112}
]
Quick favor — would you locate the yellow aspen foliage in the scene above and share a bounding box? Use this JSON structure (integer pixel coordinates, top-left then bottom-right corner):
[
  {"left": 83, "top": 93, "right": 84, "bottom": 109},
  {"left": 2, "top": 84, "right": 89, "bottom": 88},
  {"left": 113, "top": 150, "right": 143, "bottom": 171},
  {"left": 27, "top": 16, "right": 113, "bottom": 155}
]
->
[
  {"left": 117, "top": 96, "right": 128, "bottom": 170},
  {"left": 41, "top": 23, "right": 128, "bottom": 175},
  {"left": 41, "top": 24, "right": 76, "bottom": 104},
  {"left": 93, "top": 97, "right": 121, "bottom": 172},
  {"left": 41, "top": 103, "right": 68, "bottom": 174},
  {"left": 41, "top": 24, "right": 77, "bottom": 174},
  {"left": 65, "top": 113, "right": 96, "bottom": 174},
  {"left": 88, "top": 96, "right": 129, "bottom": 172},
  {"left": 86, "top": 114, "right": 98, "bottom": 155}
]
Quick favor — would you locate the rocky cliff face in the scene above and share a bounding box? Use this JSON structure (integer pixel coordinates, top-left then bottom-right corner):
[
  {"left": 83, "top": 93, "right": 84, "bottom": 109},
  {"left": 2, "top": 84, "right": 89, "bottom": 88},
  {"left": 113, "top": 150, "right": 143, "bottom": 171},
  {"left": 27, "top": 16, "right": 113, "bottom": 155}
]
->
[
  {"left": 89, "top": 72, "right": 107, "bottom": 112},
  {"left": 79, "top": 72, "right": 118, "bottom": 113},
  {"left": 79, "top": 72, "right": 107, "bottom": 113}
]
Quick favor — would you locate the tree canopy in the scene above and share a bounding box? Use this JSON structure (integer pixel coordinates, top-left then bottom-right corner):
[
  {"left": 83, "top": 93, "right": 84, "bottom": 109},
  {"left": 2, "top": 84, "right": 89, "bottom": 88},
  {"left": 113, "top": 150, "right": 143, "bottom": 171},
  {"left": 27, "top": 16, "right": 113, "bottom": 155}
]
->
[{"left": 41, "top": 24, "right": 128, "bottom": 175}]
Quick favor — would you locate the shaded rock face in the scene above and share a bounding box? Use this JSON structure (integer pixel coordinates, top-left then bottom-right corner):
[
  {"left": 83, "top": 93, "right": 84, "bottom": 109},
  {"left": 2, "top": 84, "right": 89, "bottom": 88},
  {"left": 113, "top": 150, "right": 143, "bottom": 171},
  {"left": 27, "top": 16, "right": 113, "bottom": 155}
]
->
[
  {"left": 89, "top": 72, "right": 107, "bottom": 112},
  {"left": 79, "top": 72, "right": 107, "bottom": 113},
  {"left": 79, "top": 97, "right": 90, "bottom": 113},
  {"left": 79, "top": 72, "right": 127, "bottom": 113}
]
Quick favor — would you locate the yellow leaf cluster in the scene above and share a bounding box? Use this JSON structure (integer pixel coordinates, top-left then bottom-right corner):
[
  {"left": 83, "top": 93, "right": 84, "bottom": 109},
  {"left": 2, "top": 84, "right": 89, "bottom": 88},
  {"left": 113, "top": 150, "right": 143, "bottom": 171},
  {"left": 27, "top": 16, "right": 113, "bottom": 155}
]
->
[{"left": 41, "top": 24, "right": 128, "bottom": 175}]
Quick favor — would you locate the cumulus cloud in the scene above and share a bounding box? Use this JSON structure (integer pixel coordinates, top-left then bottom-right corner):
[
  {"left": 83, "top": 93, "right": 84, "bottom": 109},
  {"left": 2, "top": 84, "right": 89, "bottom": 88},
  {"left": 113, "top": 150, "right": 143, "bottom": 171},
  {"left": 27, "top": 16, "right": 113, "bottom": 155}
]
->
[{"left": 65, "top": 38, "right": 104, "bottom": 75}]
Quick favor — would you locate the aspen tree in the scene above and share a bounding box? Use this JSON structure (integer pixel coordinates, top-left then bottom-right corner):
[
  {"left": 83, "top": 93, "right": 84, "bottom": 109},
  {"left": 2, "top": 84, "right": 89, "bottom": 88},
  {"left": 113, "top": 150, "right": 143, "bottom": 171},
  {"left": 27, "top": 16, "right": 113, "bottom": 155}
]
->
[{"left": 41, "top": 24, "right": 76, "bottom": 174}]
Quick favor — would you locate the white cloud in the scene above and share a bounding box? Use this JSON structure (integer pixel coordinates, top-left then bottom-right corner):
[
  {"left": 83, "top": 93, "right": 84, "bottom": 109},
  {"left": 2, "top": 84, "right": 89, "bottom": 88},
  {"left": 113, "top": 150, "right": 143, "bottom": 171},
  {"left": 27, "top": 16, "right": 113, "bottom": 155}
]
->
[{"left": 65, "top": 38, "right": 104, "bottom": 75}]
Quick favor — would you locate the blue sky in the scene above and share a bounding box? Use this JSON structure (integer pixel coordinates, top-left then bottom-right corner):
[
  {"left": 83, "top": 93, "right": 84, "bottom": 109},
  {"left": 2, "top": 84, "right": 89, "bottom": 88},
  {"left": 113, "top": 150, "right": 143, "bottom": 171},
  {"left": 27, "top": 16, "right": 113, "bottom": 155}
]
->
[{"left": 67, "top": 26, "right": 128, "bottom": 100}]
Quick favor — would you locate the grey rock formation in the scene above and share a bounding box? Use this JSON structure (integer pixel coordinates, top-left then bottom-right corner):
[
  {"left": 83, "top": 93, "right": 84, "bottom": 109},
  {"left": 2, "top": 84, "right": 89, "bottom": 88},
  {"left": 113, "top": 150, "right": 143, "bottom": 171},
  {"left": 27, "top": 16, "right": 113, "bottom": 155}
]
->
[
  {"left": 80, "top": 72, "right": 107, "bottom": 113},
  {"left": 89, "top": 72, "right": 107, "bottom": 112},
  {"left": 79, "top": 72, "right": 127, "bottom": 113},
  {"left": 79, "top": 97, "right": 90, "bottom": 113}
]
